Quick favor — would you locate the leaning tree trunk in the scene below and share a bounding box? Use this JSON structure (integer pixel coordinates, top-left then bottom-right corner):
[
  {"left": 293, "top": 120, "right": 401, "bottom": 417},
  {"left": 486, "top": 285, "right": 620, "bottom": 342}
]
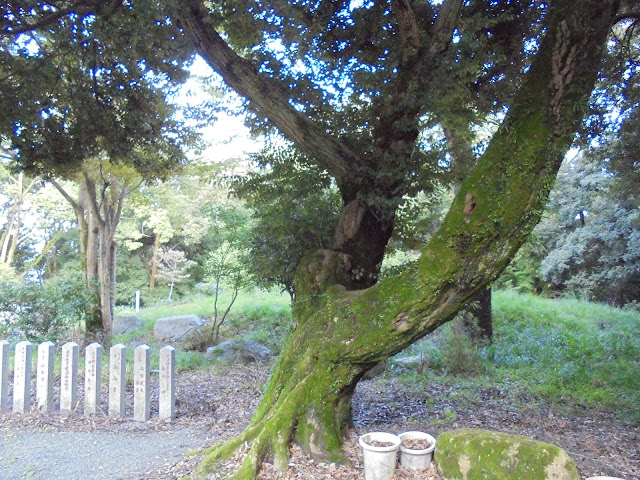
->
[{"left": 196, "top": 2, "right": 618, "bottom": 478}]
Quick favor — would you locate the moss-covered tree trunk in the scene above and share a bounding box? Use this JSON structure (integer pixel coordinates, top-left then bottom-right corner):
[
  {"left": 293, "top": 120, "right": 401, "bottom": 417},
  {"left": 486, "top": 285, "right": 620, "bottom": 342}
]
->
[{"left": 196, "top": 1, "right": 619, "bottom": 478}]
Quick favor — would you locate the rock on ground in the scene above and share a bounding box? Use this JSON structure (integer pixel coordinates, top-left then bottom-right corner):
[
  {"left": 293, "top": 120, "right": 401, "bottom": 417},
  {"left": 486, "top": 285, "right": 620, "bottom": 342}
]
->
[
  {"left": 112, "top": 315, "right": 142, "bottom": 335},
  {"left": 206, "top": 340, "right": 271, "bottom": 364},
  {"left": 153, "top": 314, "right": 203, "bottom": 342},
  {"left": 435, "top": 428, "right": 580, "bottom": 480}
]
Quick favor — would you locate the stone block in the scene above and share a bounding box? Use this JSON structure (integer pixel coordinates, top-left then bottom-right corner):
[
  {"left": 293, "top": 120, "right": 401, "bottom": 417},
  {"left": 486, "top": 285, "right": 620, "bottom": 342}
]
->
[
  {"left": 36, "top": 341, "right": 55, "bottom": 410},
  {"left": 0, "top": 340, "right": 9, "bottom": 412},
  {"left": 109, "top": 343, "right": 126, "bottom": 418},
  {"left": 60, "top": 342, "right": 78, "bottom": 415},
  {"left": 84, "top": 343, "right": 103, "bottom": 415},
  {"left": 159, "top": 346, "right": 175, "bottom": 420},
  {"left": 13, "top": 341, "right": 32, "bottom": 414},
  {"left": 134, "top": 344, "right": 150, "bottom": 421}
]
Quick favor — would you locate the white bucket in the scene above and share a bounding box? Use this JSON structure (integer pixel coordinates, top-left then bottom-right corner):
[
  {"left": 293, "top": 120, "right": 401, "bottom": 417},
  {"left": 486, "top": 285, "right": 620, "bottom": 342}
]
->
[
  {"left": 398, "top": 431, "right": 436, "bottom": 470},
  {"left": 359, "top": 431, "right": 401, "bottom": 480}
]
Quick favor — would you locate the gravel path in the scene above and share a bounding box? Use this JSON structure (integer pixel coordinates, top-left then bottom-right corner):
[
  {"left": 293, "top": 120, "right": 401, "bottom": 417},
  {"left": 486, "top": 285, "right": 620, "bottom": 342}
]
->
[
  {"left": 0, "top": 426, "right": 211, "bottom": 480},
  {"left": 0, "top": 366, "right": 266, "bottom": 480}
]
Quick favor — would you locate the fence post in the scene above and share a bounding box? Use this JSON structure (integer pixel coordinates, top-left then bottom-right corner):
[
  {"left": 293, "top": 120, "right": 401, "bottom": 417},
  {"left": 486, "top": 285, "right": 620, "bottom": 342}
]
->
[
  {"left": 60, "top": 342, "right": 78, "bottom": 415},
  {"left": 84, "top": 343, "right": 103, "bottom": 415},
  {"left": 109, "top": 343, "right": 126, "bottom": 418},
  {"left": 134, "top": 344, "right": 150, "bottom": 421},
  {"left": 0, "top": 340, "right": 10, "bottom": 412},
  {"left": 13, "top": 340, "right": 33, "bottom": 414},
  {"left": 159, "top": 345, "right": 176, "bottom": 420},
  {"left": 36, "top": 341, "right": 55, "bottom": 410}
]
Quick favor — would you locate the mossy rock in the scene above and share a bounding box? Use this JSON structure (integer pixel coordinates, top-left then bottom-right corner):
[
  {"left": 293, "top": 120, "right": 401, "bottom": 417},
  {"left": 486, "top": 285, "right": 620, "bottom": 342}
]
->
[{"left": 435, "top": 429, "right": 579, "bottom": 480}]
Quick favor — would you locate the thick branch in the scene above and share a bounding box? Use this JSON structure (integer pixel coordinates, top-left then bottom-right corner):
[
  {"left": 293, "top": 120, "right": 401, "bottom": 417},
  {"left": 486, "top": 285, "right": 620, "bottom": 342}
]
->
[
  {"left": 174, "top": 0, "right": 356, "bottom": 185},
  {"left": 323, "top": 0, "right": 620, "bottom": 364}
]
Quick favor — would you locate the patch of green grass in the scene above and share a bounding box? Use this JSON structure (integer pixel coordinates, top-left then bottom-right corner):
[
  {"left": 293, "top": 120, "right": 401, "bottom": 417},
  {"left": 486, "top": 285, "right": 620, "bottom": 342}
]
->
[
  {"left": 396, "top": 290, "right": 640, "bottom": 423},
  {"left": 491, "top": 290, "right": 640, "bottom": 421}
]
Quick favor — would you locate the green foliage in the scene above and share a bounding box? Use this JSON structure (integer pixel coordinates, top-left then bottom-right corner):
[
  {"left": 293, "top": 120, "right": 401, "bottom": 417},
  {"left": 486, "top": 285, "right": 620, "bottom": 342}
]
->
[
  {"left": 0, "top": 1, "right": 200, "bottom": 180},
  {"left": 495, "top": 233, "right": 547, "bottom": 294},
  {"left": 115, "top": 253, "right": 149, "bottom": 306},
  {"left": 536, "top": 153, "right": 640, "bottom": 305},
  {"left": 0, "top": 272, "right": 92, "bottom": 340},
  {"left": 236, "top": 147, "right": 341, "bottom": 297},
  {"left": 490, "top": 290, "right": 640, "bottom": 420}
]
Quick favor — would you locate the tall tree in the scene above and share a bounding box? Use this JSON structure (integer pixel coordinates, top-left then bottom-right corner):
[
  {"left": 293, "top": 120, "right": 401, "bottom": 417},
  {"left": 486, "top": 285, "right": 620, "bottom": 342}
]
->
[
  {"left": 2, "top": 0, "right": 630, "bottom": 477},
  {"left": 1, "top": 2, "right": 200, "bottom": 333}
]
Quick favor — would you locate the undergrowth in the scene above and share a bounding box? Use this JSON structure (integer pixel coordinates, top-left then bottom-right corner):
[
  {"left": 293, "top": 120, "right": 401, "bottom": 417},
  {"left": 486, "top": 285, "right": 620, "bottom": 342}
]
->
[{"left": 394, "top": 290, "right": 640, "bottom": 423}]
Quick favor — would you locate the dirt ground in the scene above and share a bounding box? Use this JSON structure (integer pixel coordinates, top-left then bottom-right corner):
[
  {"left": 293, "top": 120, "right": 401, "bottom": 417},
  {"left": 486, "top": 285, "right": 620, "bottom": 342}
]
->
[{"left": 0, "top": 365, "right": 638, "bottom": 479}]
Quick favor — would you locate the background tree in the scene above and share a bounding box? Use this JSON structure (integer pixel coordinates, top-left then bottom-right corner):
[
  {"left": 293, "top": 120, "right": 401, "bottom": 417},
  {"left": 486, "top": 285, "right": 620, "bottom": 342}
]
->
[{"left": 156, "top": 247, "right": 194, "bottom": 301}]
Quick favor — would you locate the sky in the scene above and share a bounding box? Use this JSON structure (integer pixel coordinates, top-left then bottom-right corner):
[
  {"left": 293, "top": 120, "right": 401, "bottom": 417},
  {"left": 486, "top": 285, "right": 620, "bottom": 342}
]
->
[{"left": 180, "top": 56, "right": 262, "bottom": 165}]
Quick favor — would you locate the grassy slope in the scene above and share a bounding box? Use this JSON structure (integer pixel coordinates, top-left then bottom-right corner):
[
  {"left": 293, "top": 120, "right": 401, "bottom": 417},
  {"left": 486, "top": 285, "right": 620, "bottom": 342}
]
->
[{"left": 490, "top": 290, "right": 640, "bottom": 421}]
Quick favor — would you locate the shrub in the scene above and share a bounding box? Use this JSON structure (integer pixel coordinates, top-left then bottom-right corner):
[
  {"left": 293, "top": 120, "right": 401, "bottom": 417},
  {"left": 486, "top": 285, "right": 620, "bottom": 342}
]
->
[{"left": 0, "top": 273, "right": 92, "bottom": 340}]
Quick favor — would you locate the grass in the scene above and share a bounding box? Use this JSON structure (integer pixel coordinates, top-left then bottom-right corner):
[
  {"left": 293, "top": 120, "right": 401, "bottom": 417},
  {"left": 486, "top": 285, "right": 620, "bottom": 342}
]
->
[{"left": 395, "top": 290, "right": 640, "bottom": 423}]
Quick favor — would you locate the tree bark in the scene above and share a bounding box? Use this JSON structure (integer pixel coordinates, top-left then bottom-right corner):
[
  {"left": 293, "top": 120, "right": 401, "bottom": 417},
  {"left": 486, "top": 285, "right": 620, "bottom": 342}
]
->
[
  {"left": 149, "top": 234, "right": 161, "bottom": 293},
  {"left": 196, "top": 2, "right": 620, "bottom": 478},
  {"left": 443, "top": 118, "right": 494, "bottom": 342},
  {"left": 50, "top": 178, "right": 103, "bottom": 332}
]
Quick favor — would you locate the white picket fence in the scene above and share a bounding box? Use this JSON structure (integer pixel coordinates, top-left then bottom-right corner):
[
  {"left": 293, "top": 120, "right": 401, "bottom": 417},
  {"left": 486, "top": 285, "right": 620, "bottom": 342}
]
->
[{"left": 0, "top": 340, "right": 175, "bottom": 421}]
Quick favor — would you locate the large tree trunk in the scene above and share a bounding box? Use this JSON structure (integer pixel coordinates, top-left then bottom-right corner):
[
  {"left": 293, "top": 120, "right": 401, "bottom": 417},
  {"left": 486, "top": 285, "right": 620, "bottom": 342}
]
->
[
  {"left": 196, "top": 3, "right": 619, "bottom": 478},
  {"left": 51, "top": 178, "right": 103, "bottom": 332}
]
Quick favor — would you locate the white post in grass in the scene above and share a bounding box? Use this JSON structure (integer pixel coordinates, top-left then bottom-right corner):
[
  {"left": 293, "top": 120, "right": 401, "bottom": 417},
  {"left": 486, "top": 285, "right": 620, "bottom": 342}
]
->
[
  {"left": 0, "top": 340, "right": 9, "bottom": 412},
  {"left": 135, "top": 290, "right": 141, "bottom": 312},
  {"left": 84, "top": 343, "right": 103, "bottom": 415},
  {"left": 109, "top": 343, "right": 126, "bottom": 418},
  {"left": 36, "top": 341, "right": 55, "bottom": 410},
  {"left": 133, "top": 344, "right": 150, "bottom": 421},
  {"left": 159, "top": 345, "right": 176, "bottom": 421},
  {"left": 13, "top": 340, "right": 33, "bottom": 414},
  {"left": 60, "top": 342, "right": 78, "bottom": 415}
]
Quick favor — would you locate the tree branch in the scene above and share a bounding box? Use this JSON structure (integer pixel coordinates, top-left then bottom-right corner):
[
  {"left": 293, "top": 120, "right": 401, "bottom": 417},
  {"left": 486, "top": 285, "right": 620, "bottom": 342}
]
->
[
  {"left": 82, "top": 172, "right": 105, "bottom": 226},
  {"left": 2, "top": 0, "right": 123, "bottom": 35},
  {"left": 173, "top": 0, "right": 356, "bottom": 186},
  {"left": 49, "top": 178, "right": 80, "bottom": 212},
  {"left": 614, "top": 12, "right": 640, "bottom": 24}
]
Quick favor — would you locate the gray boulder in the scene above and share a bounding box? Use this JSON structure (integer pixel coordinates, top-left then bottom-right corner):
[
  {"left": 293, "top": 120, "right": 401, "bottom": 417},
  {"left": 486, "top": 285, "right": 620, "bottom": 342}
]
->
[
  {"left": 206, "top": 340, "right": 271, "bottom": 364},
  {"left": 112, "top": 315, "right": 142, "bottom": 335},
  {"left": 153, "top": 314, "right": 203, "bottom": 342}
]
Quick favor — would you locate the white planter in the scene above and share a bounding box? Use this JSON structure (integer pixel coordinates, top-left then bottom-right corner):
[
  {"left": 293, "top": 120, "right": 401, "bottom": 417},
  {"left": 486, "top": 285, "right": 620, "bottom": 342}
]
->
[
  {"left": 398, "top": 431, "right": 436, "bottom": 470},
  {"left": 359, "top": 431, "right": 401, "bottom": 480}
]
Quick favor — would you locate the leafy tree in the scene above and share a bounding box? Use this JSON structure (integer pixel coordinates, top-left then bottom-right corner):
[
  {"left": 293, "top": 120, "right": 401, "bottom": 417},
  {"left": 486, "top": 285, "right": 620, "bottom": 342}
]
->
[
  {"left": 538, "top": 152, "right": 640, "bottom": 305},
  {"left": 1, "top": 3, "right": 201, "bottom": 334},
  {"left": 2, "top": 0, "right": 631, "bottom": 477},
  {"left": 202, "top": 198, "right": 253, "bottom": 343},
  {"left": 156, "top": 247, "right": 194, "bottom": 301},
  {"left": 236, "top": 147, "right": 341, "bottom": 300}
]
